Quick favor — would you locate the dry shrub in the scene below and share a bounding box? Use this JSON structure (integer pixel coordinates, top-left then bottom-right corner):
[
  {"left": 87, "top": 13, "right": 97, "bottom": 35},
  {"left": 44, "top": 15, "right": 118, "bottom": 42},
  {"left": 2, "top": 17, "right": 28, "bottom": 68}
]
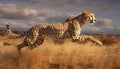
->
[
  {"left": 12, "top": 30, "right": 24, "bottom": 34},
  {"left": 3, "top": 42, "right": 11, "bottom": 46},
  {"left": 0, "top": 30, "right": 7, "bottom": 36},
  {"left": 53, "top": 39, "right": 65, "bottom": 44},
  {"left": 100, "top": 34, "right": 119, "bottom": 45}
]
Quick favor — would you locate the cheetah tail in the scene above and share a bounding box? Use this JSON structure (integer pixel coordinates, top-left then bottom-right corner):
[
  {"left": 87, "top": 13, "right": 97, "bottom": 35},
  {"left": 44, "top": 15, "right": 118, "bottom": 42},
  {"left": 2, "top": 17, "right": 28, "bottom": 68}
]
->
[{"left": 6, "top": 24, "right": 27, "bottom": 39}]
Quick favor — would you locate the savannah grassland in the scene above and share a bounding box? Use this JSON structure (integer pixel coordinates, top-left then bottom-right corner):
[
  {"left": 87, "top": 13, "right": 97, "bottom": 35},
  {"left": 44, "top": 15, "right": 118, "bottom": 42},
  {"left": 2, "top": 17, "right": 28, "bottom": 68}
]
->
[{"left": 0, "top": 30, "right": 120, "bottom": 69}]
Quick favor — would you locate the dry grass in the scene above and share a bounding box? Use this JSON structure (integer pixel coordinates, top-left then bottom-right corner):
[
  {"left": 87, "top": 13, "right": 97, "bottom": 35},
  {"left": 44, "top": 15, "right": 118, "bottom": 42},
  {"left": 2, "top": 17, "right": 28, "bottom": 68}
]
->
[{"left": 0, "top": 35, "right": 120, "bottom": 69}]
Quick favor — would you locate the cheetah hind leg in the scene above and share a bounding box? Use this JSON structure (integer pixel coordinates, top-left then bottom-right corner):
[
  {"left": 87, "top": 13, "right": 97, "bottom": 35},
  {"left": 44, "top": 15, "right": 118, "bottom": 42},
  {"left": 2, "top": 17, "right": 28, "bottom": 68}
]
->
[
  {"left": 30, "top": 36, "right": 44, "bottom": 49},
  {"left": 17, "top": 42, "right": 28, "bottom": 54}
]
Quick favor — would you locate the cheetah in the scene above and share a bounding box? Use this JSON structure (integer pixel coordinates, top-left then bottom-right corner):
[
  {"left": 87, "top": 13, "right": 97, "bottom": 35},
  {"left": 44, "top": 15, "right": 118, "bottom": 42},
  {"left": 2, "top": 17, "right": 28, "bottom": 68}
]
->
[{"left": 6, "top": 11, "right": 103, "bottom": 53}]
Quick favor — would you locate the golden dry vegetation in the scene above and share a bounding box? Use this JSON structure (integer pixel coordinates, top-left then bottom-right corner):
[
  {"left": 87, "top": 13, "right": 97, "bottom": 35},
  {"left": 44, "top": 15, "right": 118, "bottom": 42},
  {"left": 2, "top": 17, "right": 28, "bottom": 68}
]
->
[{"left": 0, "top": 31, "right": 120, "bottom": 69}]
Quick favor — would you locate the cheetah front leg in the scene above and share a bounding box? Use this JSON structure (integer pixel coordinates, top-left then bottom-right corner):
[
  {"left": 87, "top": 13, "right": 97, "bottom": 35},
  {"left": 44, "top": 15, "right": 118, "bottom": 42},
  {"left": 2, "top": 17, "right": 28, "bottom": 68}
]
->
[
  {"left": 72, "top": 20, "right": 81, "bottom": 41},
  {"left": 78, "top": 35, "right": 103, "bottom": 45}
]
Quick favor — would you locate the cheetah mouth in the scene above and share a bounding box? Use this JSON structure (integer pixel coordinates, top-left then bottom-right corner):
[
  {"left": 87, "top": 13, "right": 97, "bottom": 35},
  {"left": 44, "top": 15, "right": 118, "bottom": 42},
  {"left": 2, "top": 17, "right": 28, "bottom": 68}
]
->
[
  {"left": 90, "top": 23, "right": 95, "bottom": 25},
  {"left": 90, "top": 21, "right": 95, "bottom": 25}
]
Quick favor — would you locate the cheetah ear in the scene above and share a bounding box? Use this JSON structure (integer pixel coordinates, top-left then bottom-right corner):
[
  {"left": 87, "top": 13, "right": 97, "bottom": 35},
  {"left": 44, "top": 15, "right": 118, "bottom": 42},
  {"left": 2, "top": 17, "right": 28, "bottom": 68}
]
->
[
  {"left": 69, "top": 16, "right": 75, "bottom": 19},
  {"left": 82, "top": 11, "right": 87, "bottom": 15}
]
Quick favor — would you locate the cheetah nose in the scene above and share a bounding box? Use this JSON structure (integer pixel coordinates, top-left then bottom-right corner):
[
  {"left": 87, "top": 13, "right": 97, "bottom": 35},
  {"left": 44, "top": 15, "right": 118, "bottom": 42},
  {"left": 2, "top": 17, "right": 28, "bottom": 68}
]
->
[{"left": 94, "top": 19, "right": 96, "bottom": 21}]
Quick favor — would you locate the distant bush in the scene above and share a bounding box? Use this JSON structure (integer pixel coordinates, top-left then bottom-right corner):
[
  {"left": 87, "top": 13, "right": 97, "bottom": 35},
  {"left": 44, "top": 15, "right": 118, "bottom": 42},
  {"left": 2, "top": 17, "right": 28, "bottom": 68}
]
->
[
  {"left": 0, "top": 30, "right": 7, "bottom": 36},
  {"left": 13, "top": 30, "right": 24, "bottom": 34},
  {"left": 100, "top": 34, "right": 119, "bottom": 45}
]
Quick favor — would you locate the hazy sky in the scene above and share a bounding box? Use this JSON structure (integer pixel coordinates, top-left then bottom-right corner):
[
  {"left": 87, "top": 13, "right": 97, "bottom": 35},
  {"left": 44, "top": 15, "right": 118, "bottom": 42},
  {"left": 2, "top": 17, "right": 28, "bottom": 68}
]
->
[{"left": 0, "top": 0, "right": 120, "bottom": 33}]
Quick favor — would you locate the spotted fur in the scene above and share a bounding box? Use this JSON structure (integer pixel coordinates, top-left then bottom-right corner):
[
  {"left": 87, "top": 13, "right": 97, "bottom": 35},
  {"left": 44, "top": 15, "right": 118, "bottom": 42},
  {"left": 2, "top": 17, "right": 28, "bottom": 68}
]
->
[{"left": 6, "top": 11, "right": 103, "bottom": 53}]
